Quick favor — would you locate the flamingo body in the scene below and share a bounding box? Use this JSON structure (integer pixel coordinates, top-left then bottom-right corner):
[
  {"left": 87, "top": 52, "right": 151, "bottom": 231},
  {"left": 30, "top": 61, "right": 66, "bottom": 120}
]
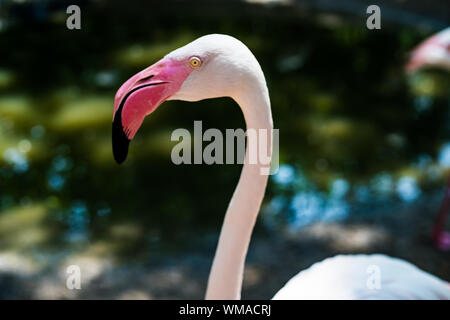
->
[
  {"left": 407, "top": 27, "right": 450, "bottom": 251},
  {"left": 273, "top": 254, "right": 450, "bottom": 299}
]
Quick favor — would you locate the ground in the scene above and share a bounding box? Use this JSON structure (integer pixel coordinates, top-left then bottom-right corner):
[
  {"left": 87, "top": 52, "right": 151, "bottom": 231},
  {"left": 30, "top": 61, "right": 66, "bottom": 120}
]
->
[{"left": 0, "top": 191, "right": 448, "bottom": 299}]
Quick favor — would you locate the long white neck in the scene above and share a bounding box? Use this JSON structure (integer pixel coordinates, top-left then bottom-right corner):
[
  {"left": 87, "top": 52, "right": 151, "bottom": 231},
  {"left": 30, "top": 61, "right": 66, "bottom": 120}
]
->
[{"left": 205, "top": 80, "right": 273, "bottom": 300}]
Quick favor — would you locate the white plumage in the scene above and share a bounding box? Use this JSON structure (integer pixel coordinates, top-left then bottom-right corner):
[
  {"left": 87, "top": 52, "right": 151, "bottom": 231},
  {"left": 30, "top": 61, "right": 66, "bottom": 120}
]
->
[{"left": 273, "top": 254, "right": 450, "bottom": 299}]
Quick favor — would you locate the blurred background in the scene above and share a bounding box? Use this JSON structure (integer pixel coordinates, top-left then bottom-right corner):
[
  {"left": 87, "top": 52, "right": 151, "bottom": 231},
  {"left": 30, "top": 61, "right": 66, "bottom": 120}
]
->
[{"left": 0, "top": 0, "right": 449, "bottom": 299}]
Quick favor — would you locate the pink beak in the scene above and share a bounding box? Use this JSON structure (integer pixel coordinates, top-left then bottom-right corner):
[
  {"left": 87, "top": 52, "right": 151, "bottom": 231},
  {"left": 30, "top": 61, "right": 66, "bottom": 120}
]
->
[
  {"left": 405, "top": 32, "right": 448, "bottom": 73},
  {"left": 405, "top": 45, "right": 429, "bottom": 73},
  {"left": 112, "top": 58, "right": 192, "bottom": 164}
]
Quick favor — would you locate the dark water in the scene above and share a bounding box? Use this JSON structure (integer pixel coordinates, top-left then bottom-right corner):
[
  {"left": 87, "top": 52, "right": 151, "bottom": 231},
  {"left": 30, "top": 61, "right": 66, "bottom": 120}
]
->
[{"left": 0, "top": 0, "right": 449, "bottom": 264}]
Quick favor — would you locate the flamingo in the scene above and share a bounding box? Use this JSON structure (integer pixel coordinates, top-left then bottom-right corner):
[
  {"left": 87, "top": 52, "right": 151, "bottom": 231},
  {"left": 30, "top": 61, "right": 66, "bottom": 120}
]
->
[
  {"left": 406, "top": 27, "right": 450, "bottom": 251},
  {"left": 406, "top": 27, "right": 450, "bottom": 73},
  {"left": 112, "top": 34, "right": 450, "bottom": 299}
]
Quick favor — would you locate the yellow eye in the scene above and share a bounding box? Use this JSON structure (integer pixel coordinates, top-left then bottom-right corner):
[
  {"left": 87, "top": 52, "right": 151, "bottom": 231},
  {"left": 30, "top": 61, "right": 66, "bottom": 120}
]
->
[{"left": 189, "top": 57, "right": 202, "bottom": 68}]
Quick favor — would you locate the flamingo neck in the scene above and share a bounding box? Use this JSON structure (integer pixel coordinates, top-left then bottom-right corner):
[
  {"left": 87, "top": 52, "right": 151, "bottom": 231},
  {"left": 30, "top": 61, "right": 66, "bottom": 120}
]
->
[{"left": 205, "top": 82, "right": 273, "bottom": 300}]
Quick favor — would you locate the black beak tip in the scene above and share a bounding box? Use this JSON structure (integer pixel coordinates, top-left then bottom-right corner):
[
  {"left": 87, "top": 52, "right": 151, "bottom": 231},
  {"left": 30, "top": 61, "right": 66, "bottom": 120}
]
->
[
  {"left": 113, "top": 146, "right": 128, "bottom": 164},
  {"left": 112, "top": 114, "right": 130, "bottom": 165}
]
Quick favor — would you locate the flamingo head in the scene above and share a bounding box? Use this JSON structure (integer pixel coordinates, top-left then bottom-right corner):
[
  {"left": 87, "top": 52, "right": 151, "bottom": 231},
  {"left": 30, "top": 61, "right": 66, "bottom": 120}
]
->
[
  {"left": 112, "top": 34, "right": 262, "bottom": 164},
  {"left": 406, "top": 28, "right": 450, "bottom": 73}
]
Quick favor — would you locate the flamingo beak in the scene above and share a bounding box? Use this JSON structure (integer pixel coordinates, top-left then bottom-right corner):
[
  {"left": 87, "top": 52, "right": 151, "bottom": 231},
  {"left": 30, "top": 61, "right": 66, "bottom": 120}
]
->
[
  {"left": 405, "top": 48, "right": 427, "bottom": 73},
  {"left": 405, "top": 37, "right": 448, "bottom": 73},
  {"left": 112, "top": 58, "right": 192, "bottom": 164}
]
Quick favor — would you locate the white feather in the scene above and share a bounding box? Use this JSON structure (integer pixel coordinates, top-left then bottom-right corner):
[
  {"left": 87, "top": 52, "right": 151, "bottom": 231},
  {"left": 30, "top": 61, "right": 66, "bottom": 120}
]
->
[{"left": 273, "top": 254, "right": 450, "bottom": 299}]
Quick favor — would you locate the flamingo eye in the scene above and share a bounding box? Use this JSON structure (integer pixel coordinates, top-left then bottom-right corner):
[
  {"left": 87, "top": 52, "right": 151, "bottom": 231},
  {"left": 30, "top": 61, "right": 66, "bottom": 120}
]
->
[{"left": 189, "top": 56, "right": 202, "bottom": 68}]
